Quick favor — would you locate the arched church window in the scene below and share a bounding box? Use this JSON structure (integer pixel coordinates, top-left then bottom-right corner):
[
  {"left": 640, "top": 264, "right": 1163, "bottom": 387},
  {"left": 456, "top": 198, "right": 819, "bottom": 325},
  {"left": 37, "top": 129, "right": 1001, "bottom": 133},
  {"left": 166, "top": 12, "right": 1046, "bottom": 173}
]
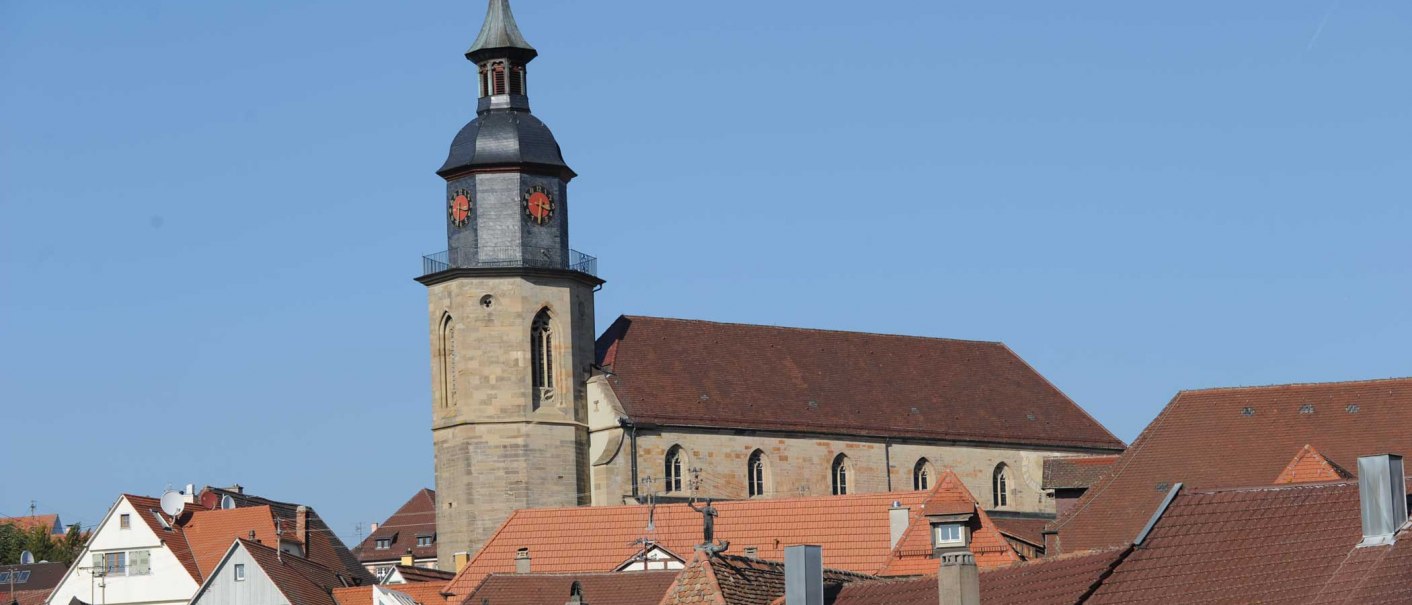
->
[
  {"left": 831, "top": 454, "right": 851, "bottom": 495},
  {"left": 747, "top": 450, "right": 769, "bottom": 498},
  {"left": 913, "top": 458, "right": 935, "bottom": 491},
  {"left": 665, "top": 446, "right": 685, "bottom": 493},
  {"left": 992, "top": 463, "right": 1010, "bottom": 508},
  {"left": 491, "top": 62, "right": 507, "bottom": 95},
  {"left": 530, "top": 309, "right": 554, "bottom": 409},
  {"left": 439, "top": 314, "right": 455, "bottom": 408}
]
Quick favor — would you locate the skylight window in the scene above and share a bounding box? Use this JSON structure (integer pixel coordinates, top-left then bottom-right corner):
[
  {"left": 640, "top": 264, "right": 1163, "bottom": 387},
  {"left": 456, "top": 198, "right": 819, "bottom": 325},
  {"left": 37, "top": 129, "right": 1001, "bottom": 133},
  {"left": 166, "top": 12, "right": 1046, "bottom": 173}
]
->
[
  {"left": 1240, "top": 407, "right": 1255, "bottom": 417},
  {"left": 1299, "top": 404, "right": 1315, "bottom": 415}
]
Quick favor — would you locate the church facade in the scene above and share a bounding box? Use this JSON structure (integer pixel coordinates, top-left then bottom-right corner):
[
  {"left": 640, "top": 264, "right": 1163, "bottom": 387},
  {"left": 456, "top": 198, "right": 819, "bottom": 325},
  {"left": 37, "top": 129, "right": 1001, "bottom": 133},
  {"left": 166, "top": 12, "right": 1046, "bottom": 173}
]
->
[{"left": 420, "top": 0, "right": 1125, "bottom": 569}]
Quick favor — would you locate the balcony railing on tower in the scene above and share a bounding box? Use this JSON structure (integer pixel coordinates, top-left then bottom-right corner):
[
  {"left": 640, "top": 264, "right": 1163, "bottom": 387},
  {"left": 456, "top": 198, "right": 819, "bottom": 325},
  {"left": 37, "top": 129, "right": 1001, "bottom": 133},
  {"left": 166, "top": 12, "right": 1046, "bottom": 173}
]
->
[{"left": 421, "top": 246, "right": 597, "bottom": 278}]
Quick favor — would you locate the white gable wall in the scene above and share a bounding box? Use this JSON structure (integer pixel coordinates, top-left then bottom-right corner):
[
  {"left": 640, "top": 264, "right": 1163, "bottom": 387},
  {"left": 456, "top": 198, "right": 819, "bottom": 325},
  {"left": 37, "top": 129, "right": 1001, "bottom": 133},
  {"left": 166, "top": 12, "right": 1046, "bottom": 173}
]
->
[
  {"left": 47, "top": 496, "right": 199, "bottom": 605},
  {"left": 190, "top": 544, "right": 289, "bottom": 605}
]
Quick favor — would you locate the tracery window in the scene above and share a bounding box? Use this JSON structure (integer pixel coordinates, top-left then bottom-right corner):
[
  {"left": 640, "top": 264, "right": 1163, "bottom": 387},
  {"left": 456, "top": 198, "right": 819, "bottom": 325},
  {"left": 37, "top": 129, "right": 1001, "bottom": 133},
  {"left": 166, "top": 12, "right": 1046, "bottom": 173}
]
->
[
  {"left": 992, "top": 463, "right": 1011, "bottom": 508},
  {"left": 531, "top": 309, "right": 554, "bottom": 409},
  {"left": 913, "top": 458, "right": 935, "bottom": 491},
  {"left": 747, "top": 450, "right": 769, "bottom": 497},
  {"left": 665, "top": 446, "right": 685, "bottom": 493},
  {"left": 831, "top": 454, "right": 851, "bottom": 495}
]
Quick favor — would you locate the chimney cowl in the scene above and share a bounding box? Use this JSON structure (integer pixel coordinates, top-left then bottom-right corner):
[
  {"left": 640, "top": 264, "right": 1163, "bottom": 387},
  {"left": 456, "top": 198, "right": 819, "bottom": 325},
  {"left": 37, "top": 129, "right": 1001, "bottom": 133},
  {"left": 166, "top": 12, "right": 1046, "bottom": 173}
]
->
[
  {"left": 1357, "top": 454, "right": 1408, "bottom": 547},
  {"left": 515, "top": 547, "right": 532, "bottom": 573}
]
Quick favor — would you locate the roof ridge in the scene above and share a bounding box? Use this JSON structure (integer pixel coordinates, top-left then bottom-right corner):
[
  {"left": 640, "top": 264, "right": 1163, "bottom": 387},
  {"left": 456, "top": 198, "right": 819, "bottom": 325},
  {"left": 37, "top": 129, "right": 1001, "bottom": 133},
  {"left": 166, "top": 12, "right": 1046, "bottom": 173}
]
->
[
  {"left": 1185, "top": 480, "right": 1360, "bottom": 495},
  {"left": 618, "top": 315, "right": 1006, "bottom": 346},
  {"left": 1178, "top": 375, "right": 1412, "bottom": 394},
  {"left": 978, "top": 545, "right": 1126, "bottom": 573}
]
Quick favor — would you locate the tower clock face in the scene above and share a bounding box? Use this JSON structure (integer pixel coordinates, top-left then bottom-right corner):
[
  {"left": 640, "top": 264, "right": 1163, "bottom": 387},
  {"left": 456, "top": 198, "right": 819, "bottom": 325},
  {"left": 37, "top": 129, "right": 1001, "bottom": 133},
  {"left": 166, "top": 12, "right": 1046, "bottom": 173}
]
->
[
  {"left": 524, "top": 185, "right": 555, "bottom": 225},
  {"left": 448, "top": 189, "right": 473, "bottom": 228}
]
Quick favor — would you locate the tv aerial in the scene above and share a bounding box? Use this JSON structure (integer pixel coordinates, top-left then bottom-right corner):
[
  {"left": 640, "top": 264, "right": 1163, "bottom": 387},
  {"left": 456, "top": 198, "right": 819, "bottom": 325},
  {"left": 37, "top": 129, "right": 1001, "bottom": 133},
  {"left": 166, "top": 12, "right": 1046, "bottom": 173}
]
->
[{"left": 159, "top": 490, "right": 186, "bottom": 518}]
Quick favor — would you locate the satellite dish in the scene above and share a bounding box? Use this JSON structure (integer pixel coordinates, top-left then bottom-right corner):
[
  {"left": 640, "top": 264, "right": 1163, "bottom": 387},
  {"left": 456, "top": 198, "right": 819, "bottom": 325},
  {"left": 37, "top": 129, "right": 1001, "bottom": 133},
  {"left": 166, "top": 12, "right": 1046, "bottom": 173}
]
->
[
  {"left": 20, "top": 550, "right": 34, "bottom": 565},
  {"left": 221, "top": 495, "right": 236, "bottom": 510},
  {"left": 160, "top": 490, "right": 185, "bottom": 518}
]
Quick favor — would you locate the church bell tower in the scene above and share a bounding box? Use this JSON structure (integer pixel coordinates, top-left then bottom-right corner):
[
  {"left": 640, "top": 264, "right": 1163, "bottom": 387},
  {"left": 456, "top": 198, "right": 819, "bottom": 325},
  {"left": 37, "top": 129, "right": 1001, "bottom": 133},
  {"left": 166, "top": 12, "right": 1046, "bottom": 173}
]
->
[{"left": 417, "top": 0, "right": 602, "bottom": 567}]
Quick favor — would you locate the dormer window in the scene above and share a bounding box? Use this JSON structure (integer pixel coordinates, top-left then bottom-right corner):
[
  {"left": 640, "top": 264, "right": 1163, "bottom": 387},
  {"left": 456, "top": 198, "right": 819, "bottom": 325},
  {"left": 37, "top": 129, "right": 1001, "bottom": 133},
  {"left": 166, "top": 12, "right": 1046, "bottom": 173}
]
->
[
  {"left": 933, "top": 523, "right": 966, "bottom": 547},
  {"left": 416, "top": 535, "right": 434, "bottom": 547},
  {"left": 375, "top": 538, "right": 391, "bottom": 550}
]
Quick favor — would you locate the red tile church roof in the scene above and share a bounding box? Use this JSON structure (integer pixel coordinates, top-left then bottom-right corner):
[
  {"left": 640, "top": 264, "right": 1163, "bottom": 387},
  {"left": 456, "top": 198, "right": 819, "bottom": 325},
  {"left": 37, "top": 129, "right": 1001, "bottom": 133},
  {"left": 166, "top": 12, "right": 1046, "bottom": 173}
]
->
[{"left": 596, "top": 316, "right": 1124, "bottom": 450}]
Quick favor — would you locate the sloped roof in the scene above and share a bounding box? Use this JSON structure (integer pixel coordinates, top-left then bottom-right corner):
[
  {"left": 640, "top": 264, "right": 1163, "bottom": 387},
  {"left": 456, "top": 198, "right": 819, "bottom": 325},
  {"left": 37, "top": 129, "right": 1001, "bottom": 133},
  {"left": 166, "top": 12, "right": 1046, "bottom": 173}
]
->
[
  {"left": 1049, "top": 377, "right": 1412, "bottom": 553},
  {"left": 1086, "top": 480, "right": 1412, "bottom": 604},
  {"left": 658, "top": 553, "right": 873, "bottom": 605},
  {"left": 203, "top": 487, "right": 375, "bottom": 585},
  {"left": 390, "top": 565, "right": 454, "bottom": 584},
  {"left": 355, "top": 489, "right": 437, "bottom": 563},
  {"left": 443, "top": 471, "right": 1018, "bottom": 600},
  {"left": 0, "top": 562, "right": 68, "bottom": 593},
  {"left": 240, "top": 539, "right": 354, "bottom": 605},
  {"left": 596, "top": 316, "right": 1123, "bottom": 450},
  {"left": 1275, "top": 444, "right": 1353, "bottom": 484},
  {"left": 183, "top": 505, "right": 279, "bottom": 577},
  {"left": 9, "top": 588, "right": 53, "bottom": 605},
  {"left": 987, "top": 515, "right": 1050, "bottom": 549},
  {"left": 332, "top": 583, "right": 449, "bottom": 605},
  {"left": 1, "top": 514, "right": 61, "bottom": 534},
  {"left": 464, "top": 571, "right": 679, "bottom": 605},
  {"left": 1042, "top": 455, "right": 1120, "bottom": 490},
  {"left": 829, "top": 546, "right": 1124, "bottom": 605},
  {"left": 123, "top": 494, "right": 204, "bottom": 582},
  {"left": 877, "top": 473, "right": 1020, "bottom": 576}
]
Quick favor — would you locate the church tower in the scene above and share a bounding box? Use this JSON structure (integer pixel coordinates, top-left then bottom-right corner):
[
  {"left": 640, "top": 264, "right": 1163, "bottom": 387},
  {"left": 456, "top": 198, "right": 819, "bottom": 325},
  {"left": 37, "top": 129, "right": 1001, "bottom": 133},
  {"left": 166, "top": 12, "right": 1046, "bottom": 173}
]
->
[{"left": 418, "top": 0, "right": 601, "bottom": 567}]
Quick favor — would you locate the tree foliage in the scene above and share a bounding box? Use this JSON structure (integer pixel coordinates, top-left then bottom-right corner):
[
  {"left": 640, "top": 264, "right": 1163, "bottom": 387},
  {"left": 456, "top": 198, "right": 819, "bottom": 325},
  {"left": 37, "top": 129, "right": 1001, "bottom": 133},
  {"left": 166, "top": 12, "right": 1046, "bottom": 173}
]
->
[{"left": 0, "top": 522, "right": 88, "bottom": 566}]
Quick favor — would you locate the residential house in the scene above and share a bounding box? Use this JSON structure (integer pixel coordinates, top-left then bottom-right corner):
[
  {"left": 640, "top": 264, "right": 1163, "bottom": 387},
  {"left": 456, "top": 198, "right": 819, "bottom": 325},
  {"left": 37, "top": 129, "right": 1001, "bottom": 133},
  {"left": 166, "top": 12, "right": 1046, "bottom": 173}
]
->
[
  {"left": 1, "top": 562, "right": 70, "bottom": 605},
  {"left": 44, "top": 486, "right": 371, "bottom": 605},
  {"left": 188, "top": 539, "right": 364, "bottom": 605},
  {"left": 1, "top": 514, "right": 64, "bottom": 536},
  {"left": 1046, "top": 377, "right": 1412, "bottom": 554},
  {"left": 462, "top": 571, "right": 679, "bottom": 605},
  {"left": 353, "top": 489, "right": 438, "bottom": 580}
]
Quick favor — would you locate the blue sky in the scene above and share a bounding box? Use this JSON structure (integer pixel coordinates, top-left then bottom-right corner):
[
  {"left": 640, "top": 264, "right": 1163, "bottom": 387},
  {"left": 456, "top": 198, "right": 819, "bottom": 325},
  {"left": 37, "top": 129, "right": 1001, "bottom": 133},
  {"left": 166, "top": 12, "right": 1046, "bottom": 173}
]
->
[{"left": 2, "top": 0, "right": 1410, "bottom": 544}]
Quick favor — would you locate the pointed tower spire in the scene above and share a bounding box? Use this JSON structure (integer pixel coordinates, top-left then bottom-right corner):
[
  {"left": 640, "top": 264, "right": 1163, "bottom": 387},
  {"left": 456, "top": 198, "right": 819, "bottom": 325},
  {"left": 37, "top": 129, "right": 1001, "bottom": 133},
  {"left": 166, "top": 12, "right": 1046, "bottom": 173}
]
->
[{"left": 466, "top": 0, "right": 537, "bottom": 63}]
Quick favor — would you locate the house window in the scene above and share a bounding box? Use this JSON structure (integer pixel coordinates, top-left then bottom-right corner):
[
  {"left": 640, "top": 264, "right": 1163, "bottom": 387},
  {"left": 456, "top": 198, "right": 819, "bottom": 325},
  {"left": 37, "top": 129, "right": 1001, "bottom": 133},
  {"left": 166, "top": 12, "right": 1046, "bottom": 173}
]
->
[
  {"left": 416, "top": 535, "right": 434, "bottom": 547},
  {"left": 747, "top": 450, "right": 768, "bottom": 498},
  {"left": 933, "top": 524, "right": 965, "bottom": 547},
  {"left": 103, "top": 552, "right": 127, "bottom": 576},
  {"left": 530, "top": 309, "right": 555, "bottom": 409},
  {"left": 665, "top": 446, "right": 685, "bottom": 493},
  {"left": 992, "top": 463, "right": 1010, "bottom": 508},
  {"left": 375, "top": 538, "right": 391, "bottom": 550},
  {"left": 119, "top": 514, "right": 130, "bottom": 529},
  {"left": 913, "top": 458, "right": 935, "bottom": 491},
  {"left": 831, "top": 454, "right": 851, "bottom": 495},
  {"left": 234, "top": 564, "right": 246, "bottom": 581}
]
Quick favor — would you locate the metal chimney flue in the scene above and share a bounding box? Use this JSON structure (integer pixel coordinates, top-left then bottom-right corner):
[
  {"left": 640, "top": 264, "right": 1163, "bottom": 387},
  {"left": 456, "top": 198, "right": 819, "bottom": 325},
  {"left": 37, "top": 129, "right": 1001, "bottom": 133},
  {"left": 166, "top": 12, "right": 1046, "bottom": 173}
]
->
[
  {"left": 515, "top": 547, "right": 532, "bottom": 573},
  {"left": 1358, "top": 454, "right": 1408, "bottom": 547},
  {"left": 784, "top": 545, "right": 823, "bottom": 605},
  {"left": 936, "top": 552, "right": 980, "bottom": 605}
]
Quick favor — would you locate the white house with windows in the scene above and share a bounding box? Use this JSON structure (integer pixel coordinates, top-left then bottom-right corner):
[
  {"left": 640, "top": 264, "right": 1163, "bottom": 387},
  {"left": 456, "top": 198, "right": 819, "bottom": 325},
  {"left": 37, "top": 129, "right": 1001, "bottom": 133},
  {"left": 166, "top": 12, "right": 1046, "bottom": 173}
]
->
[{"left": 45, "top": 494, "right": 199, "bottom": 605}]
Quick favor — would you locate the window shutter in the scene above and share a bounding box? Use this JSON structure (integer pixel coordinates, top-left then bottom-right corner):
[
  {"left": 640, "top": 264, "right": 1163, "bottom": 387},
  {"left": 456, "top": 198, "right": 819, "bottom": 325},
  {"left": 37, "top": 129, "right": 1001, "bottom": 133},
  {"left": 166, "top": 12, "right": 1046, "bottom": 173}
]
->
[{"left": 133, "top": 550, "right": 151, "bottom": 575}]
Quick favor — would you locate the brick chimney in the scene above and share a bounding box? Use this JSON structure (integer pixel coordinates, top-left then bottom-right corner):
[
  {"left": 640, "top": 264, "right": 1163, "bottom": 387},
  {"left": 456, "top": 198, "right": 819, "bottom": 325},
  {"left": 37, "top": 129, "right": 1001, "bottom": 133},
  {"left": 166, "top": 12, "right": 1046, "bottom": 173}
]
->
[
  {"left": 296, "top": 505, "right": 310, "bottom": 548},
  {"left": 936, "top": 552, "right": 979, "bottom": 605},
  {"left": 515, "top": 548, "right": 531, "bottom": 573}
]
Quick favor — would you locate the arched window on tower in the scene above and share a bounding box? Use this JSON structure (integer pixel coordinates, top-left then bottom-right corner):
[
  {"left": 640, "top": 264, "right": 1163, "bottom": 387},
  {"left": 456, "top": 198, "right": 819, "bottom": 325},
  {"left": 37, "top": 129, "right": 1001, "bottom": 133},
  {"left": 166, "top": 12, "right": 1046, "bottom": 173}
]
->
[
  {"left": 530, "top": 309, "right": 554, "bottom": 409},
  {"left": 510, "top": 65, "right": 525, "bottom": 95},
  {"left": 491, "top": 61, "right": 507, "bottom": 95},
  {"left": 438, "top": 314, "right": 455, "bottom": 408},
  {"left": 747, "top": 450, "right": 769, "bottom": 498},
  {"left": 913, "top": 458, "right": 935, "bottom": 491},
  {"left": 831, "top": 454, "right": 851, "bottom": 495},
  {"left": 478, "top": 65, "right": 489, "bottom": 98},
  {"left": 992, "top": 463, "right": 1011, "bottom": 508},
  {"left": 665, "top": 446, "right": 685, "bottom": 493}
]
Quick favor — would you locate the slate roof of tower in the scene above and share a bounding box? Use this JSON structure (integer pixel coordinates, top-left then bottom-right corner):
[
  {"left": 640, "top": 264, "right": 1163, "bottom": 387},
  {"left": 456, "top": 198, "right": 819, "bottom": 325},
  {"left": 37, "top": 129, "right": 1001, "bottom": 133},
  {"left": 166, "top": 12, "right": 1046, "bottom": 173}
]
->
[
  {"left": 354, "top": 488, "right": 437, "bottom": 564},
  {"left": 1085, "top": 480, "right": 1412, "bottom": 604},
  {"left": 441, "top": 470, "right": 1018, "bottom": 601},
  {"left": 1048, "top": 377, "right": 1412, "bottom": 554},
  {"left": 462, "top": 571, "right": 679, "bottom": 605},
  {"left": 466, "top": 0, "right": 535, "bottom": 58},
  {"left": 595, "top": 316, "right": 1124, "bottom": 450}
]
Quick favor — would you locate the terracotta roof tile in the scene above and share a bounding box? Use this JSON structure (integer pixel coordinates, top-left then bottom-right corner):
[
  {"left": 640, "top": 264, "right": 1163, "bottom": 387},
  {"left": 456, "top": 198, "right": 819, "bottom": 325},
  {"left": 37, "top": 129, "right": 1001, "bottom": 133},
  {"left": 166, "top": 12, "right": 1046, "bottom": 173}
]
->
[
  {"left": 202, "top": 487, "right": 376, "bottom": 585},
  {"left": 658, "top": 553, "right": 873, "bottom": 605},
  {"left": 462, "top": 571, "right": 679, "bottom": 605},
  {"left": 332, "top": 582, "right": 449, "bottom": 605},
  {"left": 1049, "top": 377, "right": 1412, "bottom": 553},
  {"left": 240, "top": 539, "right": 355, "bottom": 605},
  {"left": 1084, "top": 480, "right": 1412, "bottom": 604},
  {"left": 8, "top": 588, "right": 53, "bottom": 605},
  {"left": 354, "top": 489, "right": 437, "bottom": 564},
  {"left": 878, "top": 473, "right": 1020, "bottom": 576},
  {"left": 123, "top": 494, "right": 205, "bottom": 582},
  {"left": 390, "top": 565, "right": 455, "bottom": 584},
  {"left": 597, "top": 317, "right": 1124, "bottom": 450},
  {"left": 987, "top": 516, "right": 1050, "bottom": 548},
  {"left": 444, "top": 473, "right": 1017, "bottom": 600},
  {"left": 831, "top": 547, "right": 1124, "bottom": 605},
  {"left": 183, "top": 506, "right": 280, "bottom": 577},
  {"left": 1042, "top": 455, "right": 1120, "bottom": 490},
  {"left": 0, "top": 514, "right": 61, "bottom": 534},
  {"left": 1275, "top": 444, "right": 1354, "bottom": 484}
]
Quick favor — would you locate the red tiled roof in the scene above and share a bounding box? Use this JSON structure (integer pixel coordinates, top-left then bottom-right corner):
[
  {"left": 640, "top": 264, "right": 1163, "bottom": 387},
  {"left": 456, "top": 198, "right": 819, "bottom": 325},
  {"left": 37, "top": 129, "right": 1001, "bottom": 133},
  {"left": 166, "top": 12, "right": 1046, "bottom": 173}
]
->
[
  {"left": 1085, "top": 480, "right": 1412, "bottom": 604},
  {"left": 0, "top": 562, "right": 67, "bottom": 593},
  {"left": 659, "top": 553, "right": 873, "bottom": 605},
  {"left": 183, "top": 506, "right": 279, "bottom": 577},
  {"left": 463, "top": 571, "right": 679, "bottom": 605},
  {"left": 1275, "top": 444, "right": 1353, "bottom": 484},
  {"left": 9, "top": 588, "right": 52, "bottom": 605},
  {"left": 202, "top": 487, "right": 376, "bottom": 585},
  {"left": 830, "top": 547, "right": 1123, "bottom": 605},
  {"left": 332, "top": 583, "right": 449, "bottom": 605},
  {"left": 123, "top": 494, "right": 205, "bottom": 582},
  {"left": 1, "top": 514, "right": 60, "bottom": 534},
  {"left": 443, "top": 470, "right": 1018, "bottom": 600},
  {"left": 877, "top": 474, "right": 1020, "bottom": 576},
  {"left": 988, "top": 516, "right": 1049, "bottom": 548},
  {"left": 391, "top": 565, "right": 455, "bottom": 583},
  {"left": 597, "top": 317, "right": 1124, "bottom": 450},
  {"left": 355, "top": 489, "right": 437, "bottom": 564},
  {"left": 1048, "top": 377, "right": 1412, "bottom": 553},
  {"left": 1042, "top": 455, "right": 1120, "bottom": 490},
  {"left": 239, "top": 539, "right": 354, "bottom": 605}
]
